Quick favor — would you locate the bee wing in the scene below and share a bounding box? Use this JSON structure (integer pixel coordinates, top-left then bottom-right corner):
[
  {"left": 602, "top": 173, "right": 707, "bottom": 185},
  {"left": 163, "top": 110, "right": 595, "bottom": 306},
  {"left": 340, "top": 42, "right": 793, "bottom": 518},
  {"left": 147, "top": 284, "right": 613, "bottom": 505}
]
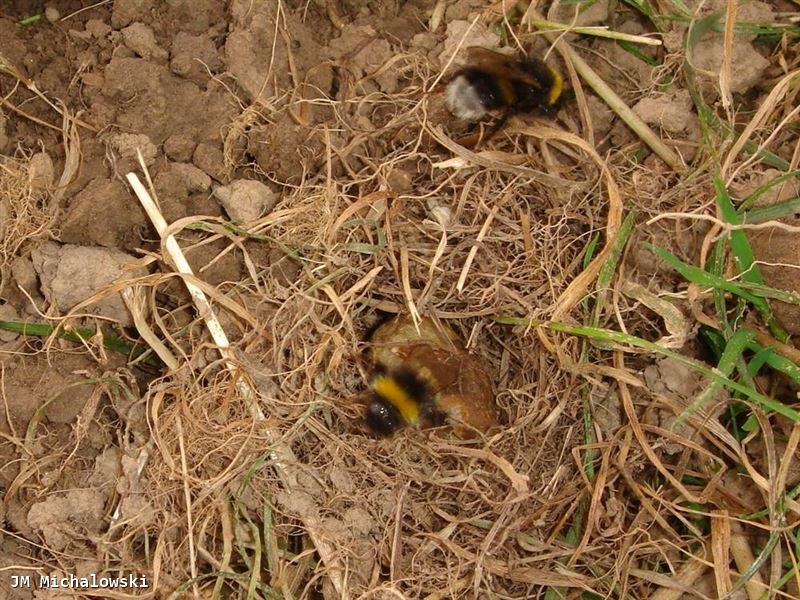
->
[
  {"left": 463, "top": 46, "right": 546, "bottom": 89},
  {"left": 464, "top": 46, "right": 515, "bottom": 71}
]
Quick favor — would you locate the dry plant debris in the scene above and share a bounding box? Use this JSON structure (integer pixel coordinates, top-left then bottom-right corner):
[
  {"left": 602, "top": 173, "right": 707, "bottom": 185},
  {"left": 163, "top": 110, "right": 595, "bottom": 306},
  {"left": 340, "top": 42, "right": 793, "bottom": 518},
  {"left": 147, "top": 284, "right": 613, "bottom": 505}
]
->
[{"left": 0, "top": 1, "right": 798, "bottom": 599}]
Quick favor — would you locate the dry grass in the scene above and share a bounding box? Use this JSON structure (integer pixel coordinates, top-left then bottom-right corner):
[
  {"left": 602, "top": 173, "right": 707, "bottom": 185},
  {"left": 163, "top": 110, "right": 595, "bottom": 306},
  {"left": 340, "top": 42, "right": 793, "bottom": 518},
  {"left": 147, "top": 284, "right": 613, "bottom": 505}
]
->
[
  {"left": 0, "top": 153, "right": 55, "bottom": 282},
  {"left": 0, "top": 72, "right": 80, "bottom": 288},
  {"left": 103, "top": 47, "right": 611, "bottom": 597}
]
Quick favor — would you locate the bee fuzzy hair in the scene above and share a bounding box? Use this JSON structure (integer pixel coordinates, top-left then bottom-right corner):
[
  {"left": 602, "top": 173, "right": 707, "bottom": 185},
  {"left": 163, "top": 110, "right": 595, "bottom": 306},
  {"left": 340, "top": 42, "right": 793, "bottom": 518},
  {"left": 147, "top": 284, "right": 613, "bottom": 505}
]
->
[{"left": 445, "top": 72, "right": 491, "bottom": 122}]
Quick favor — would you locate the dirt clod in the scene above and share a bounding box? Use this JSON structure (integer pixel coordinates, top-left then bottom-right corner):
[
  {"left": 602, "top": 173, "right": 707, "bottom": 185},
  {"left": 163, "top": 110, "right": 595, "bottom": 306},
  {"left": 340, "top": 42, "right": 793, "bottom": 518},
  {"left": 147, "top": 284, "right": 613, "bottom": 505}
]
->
[
  {"left": 164, "top": 134, "right": 197, "bottom": 162},
  {"left": 633, "top": 90, "right": 698, "bottom": 134},
  {"left": 108, "top": 132, "right": 157, "bottom": 167},
  {"left": 192, "top": 142, "right": 227, "bottom": 182},
  {"left": 552, "top": 0, "right": 609, "bottom": 26},
  {"left": 213, "top": 179, "right": 278, "bottom": 224},
  {"left": 27, "top": 153, "right": 54, "bottom": 190},
  {"left": 61, "top": 178, "right": 148, "bottom": 248},
  {"left": 330, "top": 25, "right": 396, "bottom": 93},
  {"left": 111, "top": 0, "right": 149, "bottom": 29},
  {"left": 122, "top": 23, "right": 168, "bottom": 62},
  {"left": 751, "top": 228, "right": 800, "bottom": 335},
  {"left": 31, "top": 242, "right": 145, "bottom": 326},
  {"left": 10, "top": 256, "right": 38, "bottom": 295},
  {"left": 85, "top": 19, "right": 112, "bottom": 39},
  {"left": 440, "top": 19, "right": 501, "bottom": 64},
  {"left": 246, "top": 116, "right": 324, "bottom": 184},
  {"left": 170, "top": 32, "right": 222, "bottom": 85},
  {"left": 89, "top": 448, "right": 123, "bottom": 491},
  {"left": 27, "top": 490, "right": 106, "bottom": 551},
  {"left": 693, "top": 37, "right": 769, "bottom": 95}
]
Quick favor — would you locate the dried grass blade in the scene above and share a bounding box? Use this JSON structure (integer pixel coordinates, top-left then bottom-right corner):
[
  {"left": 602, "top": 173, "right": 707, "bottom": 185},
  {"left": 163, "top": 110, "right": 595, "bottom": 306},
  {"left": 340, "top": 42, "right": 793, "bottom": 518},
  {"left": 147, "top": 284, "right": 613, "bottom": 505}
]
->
[
  {"left": 711, "top": 510, "right": 733, "bottom": 596},
  {"left": 525, "top": 9, "right": 684, "bottom": 172},
  {"left": 126, "top": 165, "right": 347, "bottom": 597},
  {"left": 526, "top": 19, "right": 663, "bottom": 45},
  {"left": 457, "top": 203, "right": 499, "bottom": 293},
  {"left": 592, "top": 211, "right": 635, "bottom": 325},
  {"left": 721, "top": 68, "right": 800, "bottom": 178}
]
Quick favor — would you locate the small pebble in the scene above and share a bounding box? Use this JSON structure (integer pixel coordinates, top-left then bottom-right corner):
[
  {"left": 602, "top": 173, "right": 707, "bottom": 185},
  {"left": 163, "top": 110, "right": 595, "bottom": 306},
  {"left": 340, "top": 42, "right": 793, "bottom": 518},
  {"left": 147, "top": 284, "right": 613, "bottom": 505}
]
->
[{"left": 45, "top": 6, "right": 60, "bottom": 23}]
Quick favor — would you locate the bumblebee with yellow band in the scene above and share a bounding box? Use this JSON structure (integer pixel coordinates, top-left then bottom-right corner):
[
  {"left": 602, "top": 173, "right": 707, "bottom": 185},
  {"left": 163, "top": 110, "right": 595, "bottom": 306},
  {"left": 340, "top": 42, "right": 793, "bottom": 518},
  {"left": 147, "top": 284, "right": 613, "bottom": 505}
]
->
[
  {"left": 367, "top": 365, "right": 445, "bottom": 435},
  {"left": 445, "top": 46, "right": 564, "bottom": 123},
  {"left": 365, "top": 314, "right": 497, "bottom": 438}
]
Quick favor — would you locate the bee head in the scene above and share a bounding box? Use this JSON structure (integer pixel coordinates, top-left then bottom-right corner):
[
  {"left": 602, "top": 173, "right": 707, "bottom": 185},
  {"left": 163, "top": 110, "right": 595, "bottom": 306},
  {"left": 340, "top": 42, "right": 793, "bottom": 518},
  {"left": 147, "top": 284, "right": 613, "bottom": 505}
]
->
[
  {"left": 365, "top": 396, "right": 405, "bottom": 436},
  {"left": 364, "top": 367, "right": 433, "bottom": 436}
]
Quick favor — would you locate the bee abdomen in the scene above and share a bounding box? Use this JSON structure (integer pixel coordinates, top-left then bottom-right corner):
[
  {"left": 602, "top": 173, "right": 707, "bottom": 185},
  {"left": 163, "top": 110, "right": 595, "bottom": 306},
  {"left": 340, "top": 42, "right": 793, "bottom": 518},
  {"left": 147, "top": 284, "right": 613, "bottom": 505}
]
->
[{"left": 446, "top": 68, "right": 507, "bottom": 122}]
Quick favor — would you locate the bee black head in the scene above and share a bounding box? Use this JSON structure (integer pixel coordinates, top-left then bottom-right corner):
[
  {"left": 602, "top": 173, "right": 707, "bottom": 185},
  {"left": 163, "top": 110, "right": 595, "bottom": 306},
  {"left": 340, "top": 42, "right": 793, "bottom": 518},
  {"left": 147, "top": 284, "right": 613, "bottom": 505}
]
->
[{"left": 366, "top": 397, "right": 406, "bottom": 436}]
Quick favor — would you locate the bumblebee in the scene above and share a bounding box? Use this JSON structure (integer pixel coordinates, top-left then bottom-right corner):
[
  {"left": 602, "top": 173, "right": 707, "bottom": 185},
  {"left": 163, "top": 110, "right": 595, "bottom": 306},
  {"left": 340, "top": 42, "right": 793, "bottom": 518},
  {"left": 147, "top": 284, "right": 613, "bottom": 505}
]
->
[
  {"left": 364, "top": 314, "right": 497, "bottom": 438},
  {"left": 445, "top": 46, "right": 563, "bottom": 123},
  {"left": 365, "top": 365, "right": 446, "bottom": 435}
]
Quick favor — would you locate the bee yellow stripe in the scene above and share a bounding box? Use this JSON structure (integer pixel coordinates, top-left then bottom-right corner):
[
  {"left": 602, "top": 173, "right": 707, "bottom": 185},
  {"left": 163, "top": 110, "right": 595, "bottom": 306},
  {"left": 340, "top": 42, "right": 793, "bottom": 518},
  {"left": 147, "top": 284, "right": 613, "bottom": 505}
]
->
[
  {"left": 547, "top": 67, "right": 563, "bottom": 106},
  {"left": 373, "top": 376, "right": 420, "bottom": 425}
]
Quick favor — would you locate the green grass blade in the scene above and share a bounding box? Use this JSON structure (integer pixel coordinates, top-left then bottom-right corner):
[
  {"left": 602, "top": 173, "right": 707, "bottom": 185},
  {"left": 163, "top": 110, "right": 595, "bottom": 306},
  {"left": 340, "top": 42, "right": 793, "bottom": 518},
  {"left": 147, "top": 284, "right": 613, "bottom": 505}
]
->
[
  {"left": 707, "top": 238, "right": 734, "bottom": 334},
  {"left": 742, "top": 198, "right": 800, "bottom": 223},
  {"left": 593, "top": 212, "right": 636, "bottom": 325},
  {"left": 747, "top": 345, "right": 775, "bottom": 379},
  {"left": 726, "top": 529, "right": 780, "bottom": 599},
  {"left": 583, "top": 233, "right": 600, "bottom": 270},
  {"left": 746, "top": 342, "right": 800, "bottom": 385},
  {"left": 698, "top": 326, "right": 725, "bottom": 361},
  {"left": 713, "top": 176, "right": 787, "bottom": 340},
  {"left": 650, "top": 242, "right": 774, "bottom": 337},
  {"left": 645, "top": 243, "right": 768, "bottom": 309},
  {"left": 341, "top": 243, "right": 384, "bottom": 254},
  {"left": 714, "top": 176, "right": 762, "bottom": 284},
  {"left": 668, "top": 0, "right": 693, "bottom": 16},
  {"left": 0, "top": 320, "right": 160, "bottom": 366},
  {"left": 727, "top": 21, "right": 800, "bottom": 37},
  {"left": 738, "top": 169, "right": 800, "bottom": 212},
  {"left": 678, "top": 328, "right": 754, "bottom": 423},
  {"left": 616, "top": 40, "right": 660, "bottom": 66},
  {"left": 495, "top": 316, "right": 800, "bottom": 422},
  {"left": 736, "top": 282, "right": 800, "bottom": 305},
  {"left": 621, "top": 0, "right": 662, "bottom": 28},
  {"left": 17, "top": 14, "right": 42, "bottom": 26}
]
